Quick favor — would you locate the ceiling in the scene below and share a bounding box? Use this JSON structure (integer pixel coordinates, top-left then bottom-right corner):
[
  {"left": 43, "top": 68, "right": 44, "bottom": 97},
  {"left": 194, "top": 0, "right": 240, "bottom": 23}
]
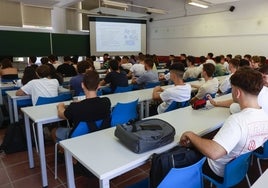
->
[{"left": 8, "top": 0, "right": 240, "bottom": 17}]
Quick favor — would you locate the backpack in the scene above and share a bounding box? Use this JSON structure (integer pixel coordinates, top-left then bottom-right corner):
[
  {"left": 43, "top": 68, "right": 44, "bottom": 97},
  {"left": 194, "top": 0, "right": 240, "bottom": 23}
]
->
[
  {"left": 149, "top": 145, "right": 203, "bottom": 188},
  {"left": 114, "top": 118, "right": 175, "bottom": 154},
  {"left": 0, "top": 122, "right": 27, "bottom": 154}
]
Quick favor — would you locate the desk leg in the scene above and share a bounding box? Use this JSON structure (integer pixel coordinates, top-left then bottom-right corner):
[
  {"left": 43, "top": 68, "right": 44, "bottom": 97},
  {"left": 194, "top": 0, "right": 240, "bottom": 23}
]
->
[
  {"left": 145, "top": 100, "right": 150, "bottom": 118},
  {"left": 100, "top": 179, "right": 110, "bottom": 188},
  {"left": 64, "top": 150, "right": 76, "bottom": 188},
  {"left": 140, "top": 102, "right": 144, "bottom": 119},
  {"left": 12, "top": 99, "right": 18, "bottom": 123},
  {"left": 24, "top": 114, "right": 34, "bottom": 168},
  {"left": 7, "top": 95, "right": 14, "bottom": 124},
  {"left": 37, "top": 123, "right": 48, "bottom": 187}
]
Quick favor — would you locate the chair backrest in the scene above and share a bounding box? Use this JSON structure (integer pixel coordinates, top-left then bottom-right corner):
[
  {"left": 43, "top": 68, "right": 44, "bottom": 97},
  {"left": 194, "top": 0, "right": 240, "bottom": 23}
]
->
[
  {"left": 35, "top": 93, "right": 72, "bottom": 106},
  {"left": 223, "top": 152, "right": 252, "bottom": 187},
  {"left": 114, "top": 85, "right": 133, "bottom": 93},
  {"left": 69, "top": 120, "right": 103, "bottom": 138},
  {"left": 158, "top": 157, "right": 206, "bottom": 188},
  {"left": 111, "top": 99, "right": 138, "bottom": 127},
  {"left": 1, "top": 74, "right": 19, "bottom": 82},
  {"left": 144, "top": 81, "right": 160, "bottom": 89},
  {"left": 224, "top": 87, "right": 232, "bottom": 94},
  {"left": 184, "top": 77, "right": 198, "bottom": 82},
  {"left": 164, "top": 100, "right": 190, "bottom": 112}
]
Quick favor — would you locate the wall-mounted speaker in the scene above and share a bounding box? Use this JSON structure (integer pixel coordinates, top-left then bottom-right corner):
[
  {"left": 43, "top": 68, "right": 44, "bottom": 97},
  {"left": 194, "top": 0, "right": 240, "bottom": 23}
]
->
[{"left": 229, "top": 6, "right": 235, "bottom": 12}]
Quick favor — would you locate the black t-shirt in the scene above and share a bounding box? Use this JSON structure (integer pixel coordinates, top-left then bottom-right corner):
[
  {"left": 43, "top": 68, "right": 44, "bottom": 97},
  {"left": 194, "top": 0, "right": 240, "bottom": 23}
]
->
[
  {"left": 104, "top": 71, "right": 128, "bottom": 92},
  {"left": 56, "top": 63, "right": 77, "bottom": 77},
  {"left": 64, "top": 97, "right": 111, "bottom": 127}
]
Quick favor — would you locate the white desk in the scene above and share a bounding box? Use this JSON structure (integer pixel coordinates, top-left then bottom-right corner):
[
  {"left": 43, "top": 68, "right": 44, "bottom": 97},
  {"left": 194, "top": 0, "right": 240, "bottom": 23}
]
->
[
  {"left": 251, "top": 169, "right": 268, "bottom": 188},
  {"left": 60, "top": 94, "right": 231, "bottom": 188},
  {"left": 7, "top": 87, "right": 71, "bottom": 123},
  {"left": 0, "top": 82, "right": 16, "bottom": 105}
]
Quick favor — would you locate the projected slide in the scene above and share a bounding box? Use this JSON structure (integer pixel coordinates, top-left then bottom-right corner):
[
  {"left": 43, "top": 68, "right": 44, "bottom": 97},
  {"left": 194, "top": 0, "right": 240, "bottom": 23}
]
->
[{"left": 96, "top": 22, "right": 141, "bottom": 52}]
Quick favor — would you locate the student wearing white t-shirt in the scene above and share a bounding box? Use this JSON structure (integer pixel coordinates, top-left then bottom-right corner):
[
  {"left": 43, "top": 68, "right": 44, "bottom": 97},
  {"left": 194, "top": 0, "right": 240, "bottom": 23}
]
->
[
  {"left": 152, "top": 63, "right": 191, "bottom": 114},
  {"left": 180, "top": 68, "right": 268, "bottom": 181},
  {"left": 183, "top": 56, "right": 199, "bottom": 81},
  {"left": 190, "top": 63, "right": 218, "bottom": 105},
  {"left": 218, "top": 58, "right": 239, "bottom": 94},
  {"left": 16, "top": 64, "right": 59, "bottom": 105}
]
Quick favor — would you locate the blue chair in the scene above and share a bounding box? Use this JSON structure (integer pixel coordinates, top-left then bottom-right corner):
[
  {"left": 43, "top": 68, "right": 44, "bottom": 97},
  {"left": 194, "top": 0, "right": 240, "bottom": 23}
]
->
[
  {"left": 54, "top": 120, "right": 103, "bottom": 179},
  {"left": 144, "top": 82, "right": 160, "bottom": 89},
  {"left": 111, "top": 99, "right": 139, "bottom": 127},
  {"left": 32, "top": 93, "right": 72, "bottom": 153},
  {"left": 253, "top": 140, "right": 268, "bottom": 175},
  {"left": 164, "top": 100, "right": 190, "bottom": 113},
  {"left": 114, "top": 85, "right": 133, "bottom": 93},
  {"left": 223, "top": 87, "right": 232, "bottom": 94},
  {"left": 203, "top": 152, "right": 252, "bottom": 188},
  {"left": 35, "top": 93, "right": 72, "bottom": 105},
  {"left": 184, "top": 77, "right": 198, "bottom": 82},
  {"left": 158, "top": 157, "right": 206, "bottom": 188}
]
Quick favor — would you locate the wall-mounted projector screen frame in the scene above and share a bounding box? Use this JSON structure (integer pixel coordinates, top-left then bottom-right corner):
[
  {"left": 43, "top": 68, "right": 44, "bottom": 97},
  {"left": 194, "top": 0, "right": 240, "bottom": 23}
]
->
[{"left": 89, "top": 16, "right": 146, "bottom": 56}]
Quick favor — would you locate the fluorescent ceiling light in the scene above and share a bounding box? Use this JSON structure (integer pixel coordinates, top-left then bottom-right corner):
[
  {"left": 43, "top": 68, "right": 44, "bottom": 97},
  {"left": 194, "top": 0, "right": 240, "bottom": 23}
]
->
[
  {"left": 146, "top": 7, "right": 166, "bottom": 14},
  {"left": 102, "top": 0, "right": 128, "bottom": 9},
  {"left": 188, "top": 0, "right": 210, "bottom": 8}
]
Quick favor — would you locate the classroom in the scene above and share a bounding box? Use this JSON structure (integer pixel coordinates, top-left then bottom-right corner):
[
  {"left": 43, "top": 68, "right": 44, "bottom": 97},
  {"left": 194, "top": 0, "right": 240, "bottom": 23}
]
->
[{"left": 0, "top": 0, "right": 268, "bottom": 188}]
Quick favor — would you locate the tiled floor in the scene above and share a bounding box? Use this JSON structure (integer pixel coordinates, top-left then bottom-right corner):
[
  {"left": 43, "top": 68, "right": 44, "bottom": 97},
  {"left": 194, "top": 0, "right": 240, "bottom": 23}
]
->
[{"left": 0, "top": 124, "right": 267, "bottom": 188}]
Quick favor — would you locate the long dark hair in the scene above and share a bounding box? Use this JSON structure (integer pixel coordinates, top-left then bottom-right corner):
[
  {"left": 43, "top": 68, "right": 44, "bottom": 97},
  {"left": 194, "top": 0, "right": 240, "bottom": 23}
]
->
[{"left": 22, "top": 66, "right": 38, "bottom": 85}]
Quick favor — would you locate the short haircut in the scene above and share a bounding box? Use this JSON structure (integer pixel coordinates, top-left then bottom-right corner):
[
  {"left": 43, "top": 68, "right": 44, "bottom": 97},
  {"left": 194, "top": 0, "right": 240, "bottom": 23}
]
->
[
  {"left": 83, "top": 70, "right": 99, "bottom": 91},
  {"left": 169, "top": 63, "right": 185, "bottom": 79},
  {"left": 64, "top": 56, "right": 72, "bottom": 62},
  {"left": 109, "top": 59, "right": 119, "bottom": 71},
  {"left": 226, "top": 54, "right": 232, "bottom": 59},
  {"left": 187, "top": 56, "right": 195, "bottom": 64},
  {"left": 230, "top": 67, "right": 263, "bottom": 95},
  {"left": 215, "top": 56, "right": 221, "bottom": 63},
  {"left": 29, "top": 56, "right": 37, "bottom": 63},
  {"left": 40, "top": 57, "right": 49, "bottom": 65},
  {"left": 251, "top": 55, "right": 261, "bottom": 63},
  {"left": 199, "top": 56, "right": 206, "bottom": 64},
  {"left": 77, "top": 60, "right": 91, "bottom": 74},
  {"left": 229, "top": 58, "right": 240, "bottom": 69},
  {"left": 203, "top": 63, "right": 215, "bottom": 77},
  {"left": 244, "top": 54, "right": 251, "bottom": 59},
  {"left": 259, "top": 64, "right": 268, "bottom": 75},
  {"left": 239, "top": 59, "right": 250, "bottom": 67},
  {"left": 1, "top": 58, "right": 13, "bottom": 68},
  {"left": 144, "top": 58, "right": 154, "bottom": 68},
  {"left": 180, "top": 54, "right": 186, "bottom": 58},
  {"left": 114, "top": 56, "right": 121, "bottom": 62},
  {"left": 207, "top": 53, "right": 214, "bottom": 58},
  {"left": 48, "top": 55, "right": 58, "bottom": 62},
  {"left": 36, "top": 64, "right": 50, "bottom": 78}
]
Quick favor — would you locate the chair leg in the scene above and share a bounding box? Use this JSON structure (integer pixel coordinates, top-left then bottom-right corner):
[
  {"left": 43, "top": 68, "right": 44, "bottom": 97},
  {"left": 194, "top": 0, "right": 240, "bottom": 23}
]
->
[
  {"left": 256, "top": 158, "right": 263, "bottom": 175},
  {"left": 55, "top": 143, "right": 58, "bottom": 179},
  {"left": 246, "top": 174, "right": 251, "bottom": 187},
  {"left": 32, "top": 122, "right": 39, "bottom": 153}
]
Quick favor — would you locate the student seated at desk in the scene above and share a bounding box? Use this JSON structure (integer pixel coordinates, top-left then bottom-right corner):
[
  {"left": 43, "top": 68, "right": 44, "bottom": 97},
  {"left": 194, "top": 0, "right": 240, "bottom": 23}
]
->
[
  {"left": 0, "top": 58, "right": 18, "bottom": 80},
  {"left": 190, "top": 63, "right": 218, "bottom": 105},
  {"left": 180, "top": 68, "right": 268, "bottom": 182},
  {"left": 152, "top": 63, "right": 191, "bottom": 114},
  {"left": 99, "top": 59, "right": 128, "bottom": 94},
  {"left": 52, "top": 70, "right": 111, "bottom": 166},
  {"left": 15, "top": 66, "right": 39, "bottom": 87},
  {"left": 127, "top": 55, "right": 145, "bottom": 79},
  {"left": 70, "top": 60, "right": 94, "bottom": 96},
  {"left": 218, "top": 58, "right": 239, "bottom": 94},
  {"left": 16, "top": 64, "right": 59, "bottom": 105},
  {"left": 208, "top": 65, "right": 268, "bottom": 115},
  {"left": 131, "top": 57, "right": 159, "bottom": 89}
]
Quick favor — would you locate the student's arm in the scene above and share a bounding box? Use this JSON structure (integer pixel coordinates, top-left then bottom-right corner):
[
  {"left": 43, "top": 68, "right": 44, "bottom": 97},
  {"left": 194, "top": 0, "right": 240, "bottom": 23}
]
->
[
  {"left": 152, "top": 86, "right": 164, "bottom": 100},
  {"left": 180, "top": 131, "right": 227, "bottom": 160},
  {"left": 190, "top": 96, "right": 198, "bottom": 105},
  {"left": 131, "top": 77, "right": 137, "bottom": 84},
  {"left": 207, "top": 95, "right": 233, "bottom": 108},
  {"left": 57, "top": 103, "right": 67, "bottom": 119},
  {"left": 99, "top": 80, "right": 106, "bottom": 86},
  {"left": 16, "top": 89, "right": 26, "bottom": 96}
]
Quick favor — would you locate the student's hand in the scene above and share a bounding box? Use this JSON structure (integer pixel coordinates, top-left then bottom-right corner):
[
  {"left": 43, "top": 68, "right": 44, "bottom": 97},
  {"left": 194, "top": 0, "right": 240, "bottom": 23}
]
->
[
  {"left": 207, "top": 94, "right": 217, "bottom": 106},
  {"left": 179, "top": 132, "right": 192, "bottom": 147}
]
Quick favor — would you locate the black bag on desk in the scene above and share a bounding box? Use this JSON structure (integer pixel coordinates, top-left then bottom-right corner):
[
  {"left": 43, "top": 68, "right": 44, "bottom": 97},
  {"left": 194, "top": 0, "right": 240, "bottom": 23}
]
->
[
  {"left": 114, "top": 118, "right": 175, "bottom": 154},
  {"left": 149, "top": 145, "right": 203, "bottom": 188},
  {"left": 0, "top": 122, "right": 27, "bottom": 154}
]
